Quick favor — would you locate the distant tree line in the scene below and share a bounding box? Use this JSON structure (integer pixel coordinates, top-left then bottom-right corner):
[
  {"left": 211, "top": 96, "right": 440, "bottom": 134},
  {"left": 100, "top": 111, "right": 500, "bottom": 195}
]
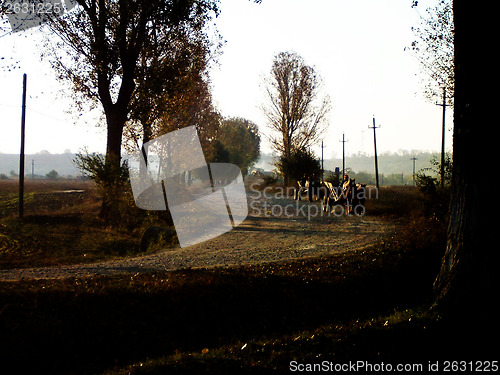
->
[{"left": 1, "top": 170, "right": 65, "bottom": 180}]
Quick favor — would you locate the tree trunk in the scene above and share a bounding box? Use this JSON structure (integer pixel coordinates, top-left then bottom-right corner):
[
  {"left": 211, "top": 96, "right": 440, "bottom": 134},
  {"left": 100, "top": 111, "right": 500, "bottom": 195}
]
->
[
  {"left": 433, "top": 0, "right": 497, "bottom": 317},
  {"left": 99, "top": 105, "right": 127, "bottom": 222},
  {"left": 105, "top": 109, "right": 126, "bottom": 166}
]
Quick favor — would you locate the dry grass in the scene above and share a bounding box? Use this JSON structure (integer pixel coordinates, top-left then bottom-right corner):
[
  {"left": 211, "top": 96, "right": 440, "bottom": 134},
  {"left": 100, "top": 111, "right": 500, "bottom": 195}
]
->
[
  {"left": 0, "top": 179, "right": 147, "bottom": 268},
  {"left": 365, "top": 185, "right": 423, "bottom": 217},
  {"left": 0, "top": 178, "right": 94, "bottom": 194}
]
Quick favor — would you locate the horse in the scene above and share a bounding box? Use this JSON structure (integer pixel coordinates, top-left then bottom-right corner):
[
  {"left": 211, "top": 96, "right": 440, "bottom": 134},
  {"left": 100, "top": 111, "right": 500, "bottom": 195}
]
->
[
  {"left": 322, "top": 179, "right": 367, "bottom": 216},
  {"left": 347, "top": 181, "right": 367, "bottom": 216}
]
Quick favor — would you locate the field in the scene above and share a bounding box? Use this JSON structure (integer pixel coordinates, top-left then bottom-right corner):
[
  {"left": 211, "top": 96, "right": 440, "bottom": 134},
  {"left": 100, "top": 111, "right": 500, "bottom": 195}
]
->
[
  {"left": 0, "top": 179, "right": 144, "bottom": 269},
  {"left": 0, "top": 179, "right": 496, "bottom": 374}
]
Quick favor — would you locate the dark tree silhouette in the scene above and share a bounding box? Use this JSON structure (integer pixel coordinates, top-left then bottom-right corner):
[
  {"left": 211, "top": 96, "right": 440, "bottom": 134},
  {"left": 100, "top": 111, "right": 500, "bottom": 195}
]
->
[{"left": 433, "top": 0, "right": 497, "bottom": 319}]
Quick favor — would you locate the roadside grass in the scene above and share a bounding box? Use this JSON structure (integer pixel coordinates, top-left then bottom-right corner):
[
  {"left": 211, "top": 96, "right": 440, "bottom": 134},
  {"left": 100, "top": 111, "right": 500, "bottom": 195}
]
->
[
  {"left": 0, "top": 179, "right": 93, "bottom": 194},
  {"left": 365, "top": 185, "right": 422, "bottom": 217},
  {"left": 0, "top": 215, "right": 142, "bottom": 268},
  {"left": 0, "top": 180, "right": 163, "bottom": 268}
]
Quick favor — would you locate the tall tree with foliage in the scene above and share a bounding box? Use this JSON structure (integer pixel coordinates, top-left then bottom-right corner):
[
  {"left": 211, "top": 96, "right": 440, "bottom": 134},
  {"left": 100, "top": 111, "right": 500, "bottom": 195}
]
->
[
  {"left": 262, "top": 51, "right": 330, "bottom": 184},
  {"left": 123, "top": 44, "right": 222, "bottom": 167},
  {"left": 157, "top": 63, "right": 222, "bottom": 162},
  {"left": 39, "top": 0, "right": 220, "bottom": 220},
  {"left": 215, "top": 117, "right": 260, "bottom": 175},
  {"left": 125, "top": 24, "right": 218, "bottom": 149}
]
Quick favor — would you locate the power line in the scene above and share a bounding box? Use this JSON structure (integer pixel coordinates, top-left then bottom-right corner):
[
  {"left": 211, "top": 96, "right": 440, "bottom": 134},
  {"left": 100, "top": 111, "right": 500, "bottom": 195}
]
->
[{"left": 0, "top": 102, "right": 69, "bottom": 122}]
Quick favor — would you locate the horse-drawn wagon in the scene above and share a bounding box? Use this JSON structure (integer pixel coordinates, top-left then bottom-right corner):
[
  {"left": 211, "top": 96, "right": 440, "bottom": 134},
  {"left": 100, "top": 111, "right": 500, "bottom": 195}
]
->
[
  {"left": 293, "top": 176, "right": 324, "bottom": 202},
  {"left": 322, "top": 179, "right": 366, "bottom": 216}
]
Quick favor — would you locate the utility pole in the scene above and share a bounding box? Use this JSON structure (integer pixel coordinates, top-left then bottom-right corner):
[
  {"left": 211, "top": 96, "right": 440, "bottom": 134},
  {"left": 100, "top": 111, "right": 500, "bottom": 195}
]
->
[
  {"left": 369, "top": 117, "right": 380, "bottom": 189},
  {"left": 19, "top": 73, "right": 27, "bottom": 220},
  {"left": 436, "top": 86, "right": 450, "bottom": 188},
  {"left": 411, "top": 156, "right": 418, "bottom": 186},
  {"left": 340, "top": 133, "right": 348, "bottom": 177},
  {"left": 320, "top": 140, "right": 326, "bottom": 181},
  {"left": 32, "top": 159, "right": 35, "bottom": 179}
]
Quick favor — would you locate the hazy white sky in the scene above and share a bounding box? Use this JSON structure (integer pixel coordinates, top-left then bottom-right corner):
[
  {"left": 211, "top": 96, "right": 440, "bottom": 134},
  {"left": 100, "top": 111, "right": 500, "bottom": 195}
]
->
[{"left": 0, "top": 0, "right": 452, "bottom": 158}]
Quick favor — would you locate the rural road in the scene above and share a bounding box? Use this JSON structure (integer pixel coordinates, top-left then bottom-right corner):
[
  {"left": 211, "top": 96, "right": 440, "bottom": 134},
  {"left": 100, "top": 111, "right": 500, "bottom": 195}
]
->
[{"left": 0, "top": 194, "right": 396, "bottom": 281}]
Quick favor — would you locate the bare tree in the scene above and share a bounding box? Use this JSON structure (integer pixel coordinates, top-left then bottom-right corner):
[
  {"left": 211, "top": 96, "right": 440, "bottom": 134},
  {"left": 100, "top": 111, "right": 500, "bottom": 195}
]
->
[{"left": 262, "top": 51, "right": 330, "bottom": 184}]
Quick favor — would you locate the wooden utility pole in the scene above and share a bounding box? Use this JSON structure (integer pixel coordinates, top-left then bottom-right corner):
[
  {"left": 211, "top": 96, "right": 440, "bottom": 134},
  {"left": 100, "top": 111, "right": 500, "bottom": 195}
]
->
[
  {"left": 411, "top": 156, "right": 418, "bottom": 186},
  {"left": 436, "top": 87, "right": 450, "bottom": 188},
  {"left": 369, "top": 117, "right": 380, "bottom": 189},
  {"left": 340, "top": 133, "right": 348, "bottom": 177},
  {"left": 19, "top": 73, "right": 27, "bottom": 220},
  {"left": 320, "top": 140, "right": 326, "bottom": 181}
]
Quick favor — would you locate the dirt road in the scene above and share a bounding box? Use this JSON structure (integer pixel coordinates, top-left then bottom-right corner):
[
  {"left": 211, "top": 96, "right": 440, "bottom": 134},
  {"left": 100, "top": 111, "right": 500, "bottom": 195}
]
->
[{"left": 0, "top": 193, "right": 397, "bottom": 281}]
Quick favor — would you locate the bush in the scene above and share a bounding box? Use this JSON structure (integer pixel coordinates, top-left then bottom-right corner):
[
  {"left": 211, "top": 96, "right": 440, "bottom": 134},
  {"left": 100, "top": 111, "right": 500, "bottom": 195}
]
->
[
  {"left": 415, "top": 174, "right": 437, "bottom": 196},
  {"left": 74, "top": 152, "right": 129, "bottom": 189},
  {"left": 45, "top": 170, "right": 59, "bottom": 179},
  {"left": 73, "top": 151, "right": 176, "bottom": 230},
  {"left": 74, "top": 152, "right": 135, "bottom": 226},
  {"left": 414, "top": 156, "right": 451, "bottom": 221},
  {"left": 275, "top": 148, "right": 321, "bottom": 185}
]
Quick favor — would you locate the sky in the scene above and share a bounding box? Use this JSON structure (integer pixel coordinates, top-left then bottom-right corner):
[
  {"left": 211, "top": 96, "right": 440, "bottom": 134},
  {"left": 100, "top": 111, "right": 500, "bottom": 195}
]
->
[{"left": 0, "top": 0, "right": 453, "bottom": 159}]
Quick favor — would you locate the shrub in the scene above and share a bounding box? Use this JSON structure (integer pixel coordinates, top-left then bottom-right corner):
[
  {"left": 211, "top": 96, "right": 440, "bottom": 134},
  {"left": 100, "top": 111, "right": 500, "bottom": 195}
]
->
[
  {"left": 73, "top": 151, "right": 176, "bottom": 230},
  {"left": 414, "top": 155, "right": 451, "bottom": 221},
  {"left": 74, "top": 152, "right": 135, "bottom": 227},
  {"left": 274, "top": 148, "right": 321, "bottom": 186},
  {"left": 74, "top": 152, "right": 129, "bottom": 189},
  {"left": 45, "top": 170, "right": 59, "bottom": 179}
]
